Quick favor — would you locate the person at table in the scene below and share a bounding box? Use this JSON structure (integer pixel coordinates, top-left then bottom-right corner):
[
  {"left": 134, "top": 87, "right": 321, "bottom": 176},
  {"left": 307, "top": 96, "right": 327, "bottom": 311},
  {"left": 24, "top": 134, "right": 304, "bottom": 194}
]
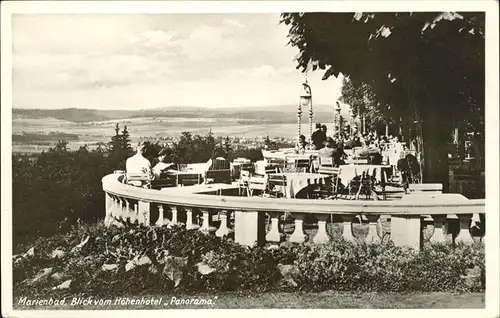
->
[
  {"left": 152, "top": 148, "right": 175, "bottom": 179},
  {"left": 318, "top": 137, "right": 344, "bottom": 166},
  {"left": 125, "top": 141, "right": 153, "bottom": 186},
  {"left": 295, "top": 134, "right": 308, "bottom": 154},
  {"left": 311, "top": 123, "right": 326, "bottom": 150},
  {"left": 335, "top": 140, "right": 348, "bottom": 166}
]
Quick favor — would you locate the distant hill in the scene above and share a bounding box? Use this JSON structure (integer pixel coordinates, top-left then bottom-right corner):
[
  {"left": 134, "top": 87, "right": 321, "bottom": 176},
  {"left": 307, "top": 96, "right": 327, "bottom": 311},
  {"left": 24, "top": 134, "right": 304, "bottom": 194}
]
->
[{"left": 13, "top": 105, "right": 337, "bottom": 124}]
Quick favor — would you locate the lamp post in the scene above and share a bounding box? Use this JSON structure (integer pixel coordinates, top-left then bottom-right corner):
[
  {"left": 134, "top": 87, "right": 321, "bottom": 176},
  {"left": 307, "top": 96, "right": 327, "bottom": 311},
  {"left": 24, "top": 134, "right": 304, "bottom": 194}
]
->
[
  {"left": 334, "top": 101, "right": 341, "bottom": 139},
  {"left": 299, "top": 82, "right": 312, "bottom": 147}
]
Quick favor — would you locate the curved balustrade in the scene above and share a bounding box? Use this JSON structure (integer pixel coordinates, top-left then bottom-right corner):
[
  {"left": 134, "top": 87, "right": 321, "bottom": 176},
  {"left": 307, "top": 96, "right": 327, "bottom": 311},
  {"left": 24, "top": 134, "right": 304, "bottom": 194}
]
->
[{"left": 102, "top": 173, "right": 486, "bottom": 249}]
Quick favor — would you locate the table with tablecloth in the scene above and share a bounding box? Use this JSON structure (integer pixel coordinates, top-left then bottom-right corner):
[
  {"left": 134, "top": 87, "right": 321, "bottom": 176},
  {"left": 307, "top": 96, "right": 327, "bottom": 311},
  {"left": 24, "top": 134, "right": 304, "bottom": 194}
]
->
[
  {"left": 277, "top": 172, "right": 330, "bottom": 198},
  {"left": 338, "top": 164, "right": 392, "bottom": 186}
]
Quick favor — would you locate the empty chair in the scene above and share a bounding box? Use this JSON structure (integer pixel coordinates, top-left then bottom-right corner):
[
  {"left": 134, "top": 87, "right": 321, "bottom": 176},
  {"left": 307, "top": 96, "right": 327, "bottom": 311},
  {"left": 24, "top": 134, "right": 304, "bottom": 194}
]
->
[
  {"left": 314, "top": 166, "right": 341, "bottom": 199},
  {"left": 177, "top": 173, "right": 202, "bottom": 186},
  {"left": 125, "top": 172, "right": 152, "bottom": 188},
  {"left": 151, "top": 172, "right": 177, "bottom": 189},
  {"left": 239, "top": 162, "right": 254, "bottom": 173},
  {"left": 248, "top": 174, "right": 268, "bottom": 196},
  {"left": 238, "top": 170, "right": 251, "bottom": 196},
  {"left": 348, "top": 171, "right": 374, "bottom": 200},
  {"left": 318, "top": 156, "right": 334, "bottom": 168},
  {"left": 267, "top": 174, "right": 288, "bottom": 198},
  {"left": 266, "top": 158, "right": 286, "bottom": 171},
  {"left": 205, "top": 158, "right": 231, "bottom": 184},
  {"left": 294, "top": 156, "right": 312, "bottom": 172},
  {"left": 263, "top": 165, "right": 281, "bottom": 175}
]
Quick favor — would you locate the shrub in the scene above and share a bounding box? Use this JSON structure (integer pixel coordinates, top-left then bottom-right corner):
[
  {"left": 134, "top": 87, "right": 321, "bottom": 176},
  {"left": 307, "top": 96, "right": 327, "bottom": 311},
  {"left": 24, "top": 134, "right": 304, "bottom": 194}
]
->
[{"left": 13, "top": 222, "right": 485, "bottom": 299}]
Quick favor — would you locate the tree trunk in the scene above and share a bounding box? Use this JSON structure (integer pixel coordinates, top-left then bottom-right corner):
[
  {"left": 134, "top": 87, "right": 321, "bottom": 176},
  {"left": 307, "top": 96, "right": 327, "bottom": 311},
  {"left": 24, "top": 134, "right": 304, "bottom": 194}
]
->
[{"left": 421, "top": 110, "right": 450, "bottom": 192}]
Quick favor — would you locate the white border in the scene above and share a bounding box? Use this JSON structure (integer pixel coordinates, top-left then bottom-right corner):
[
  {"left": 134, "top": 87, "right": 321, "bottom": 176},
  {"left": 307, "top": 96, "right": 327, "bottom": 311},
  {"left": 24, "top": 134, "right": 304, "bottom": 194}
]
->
[{"left": 1, "top": 1, "right": 499, "bottom": 318}]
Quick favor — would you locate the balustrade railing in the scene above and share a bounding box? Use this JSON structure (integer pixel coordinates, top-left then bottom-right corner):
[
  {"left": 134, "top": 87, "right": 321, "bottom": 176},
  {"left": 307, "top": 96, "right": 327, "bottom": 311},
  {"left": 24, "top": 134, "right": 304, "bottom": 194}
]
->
[{"left": 102, "top": 173, "right": 485, "bottom": 250}]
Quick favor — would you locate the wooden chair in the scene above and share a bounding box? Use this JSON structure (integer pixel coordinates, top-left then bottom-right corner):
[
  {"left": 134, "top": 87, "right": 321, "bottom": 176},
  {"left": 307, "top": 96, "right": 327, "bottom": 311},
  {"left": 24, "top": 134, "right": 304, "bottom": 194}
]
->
[
  {"left": 266, "top": 158, "right": 286, "bottom": 171},
  {"left": 348, "top": 171, "right": 374, "bottom": 200},
  {"left": 205, "top": 158, "right": 231, "bottom": 184},
  {"left": 125, "top": 172, "right": 152, "bottom": 188},
  {"left": 238, "top": 170, "right": 251, "bottom": 196},
  {"left": 264, "top": 165, "right": 282, "bottom": 175},
  {"left": 248, "top": 174, "right": 268, "bottom": 196},
  {"left": 318, "top": 156, "right": 334, "bottom": 168},
  {"left": 177, "top": 173, "right": 202, "bottom": 186},
  {"left": 267, "top": 174, "right": 287, "bottom": 198},
  {"left": 294, "top": 156, "right": 312, "bottom": 172},
  {"left": 239, "top": 162, "right": 254, "bottom": 173},
  {"left": 315, "top": 167, "right": 341, "bottom": 199},
  {"left": 151, "top": 173, "right": 177, "bottom": 190},
  {"left": 205, "top": 169, "right": 232, "bottom": 184}
]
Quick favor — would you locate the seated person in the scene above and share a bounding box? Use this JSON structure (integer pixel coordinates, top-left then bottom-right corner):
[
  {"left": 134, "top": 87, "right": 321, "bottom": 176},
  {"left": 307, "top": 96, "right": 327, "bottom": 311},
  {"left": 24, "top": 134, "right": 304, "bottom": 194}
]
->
[
  {"left": 152, "top": 149, "right": 175, "bottom": 179},
  {"left": 295, "top": 135, "right": 308, "bottom": 154},
  {"left": 126, "top": 142, "right": 153, "bottom": 187},
  {"left": 319, "top": 137, "right": 341, "bottom": 167},
  {"left": 334, "top": 141, "right": 347, "bottom": 166}
]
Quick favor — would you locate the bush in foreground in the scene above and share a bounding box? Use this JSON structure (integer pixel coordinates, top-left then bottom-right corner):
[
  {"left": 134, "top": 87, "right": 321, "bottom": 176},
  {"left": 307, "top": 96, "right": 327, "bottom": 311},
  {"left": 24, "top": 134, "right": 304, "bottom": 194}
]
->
[{"left": 13, "top": 222, "right": 484, "bottom": 298}]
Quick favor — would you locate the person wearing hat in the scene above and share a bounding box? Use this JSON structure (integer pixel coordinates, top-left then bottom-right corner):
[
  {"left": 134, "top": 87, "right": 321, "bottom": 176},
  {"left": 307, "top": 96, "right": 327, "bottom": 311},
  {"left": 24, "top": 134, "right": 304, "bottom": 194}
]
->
[{"left": 311, "top": 123, "right": 327, "bottom": 150}]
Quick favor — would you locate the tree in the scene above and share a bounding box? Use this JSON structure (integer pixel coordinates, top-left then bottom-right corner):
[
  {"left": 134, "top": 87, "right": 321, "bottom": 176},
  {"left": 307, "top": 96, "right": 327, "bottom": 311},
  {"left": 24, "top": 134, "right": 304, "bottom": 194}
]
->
[
  {"left": 108, "top": 123, "right": 133, "bottom": 169},
  {"left": 341, "top": 77, "right": 393, "bottom": 134},
  {"left": 281, "top": 12, "right": 484, "bottom": 190},
  {"left": 120, "top": 125, "right": 133, "bottom": 155}
]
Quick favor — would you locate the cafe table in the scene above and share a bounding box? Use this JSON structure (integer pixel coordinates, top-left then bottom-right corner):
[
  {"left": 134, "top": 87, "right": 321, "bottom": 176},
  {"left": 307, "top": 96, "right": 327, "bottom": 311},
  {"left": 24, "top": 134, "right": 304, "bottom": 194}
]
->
[
  {"left": 274, "top": 172, "right": 330, "bottom": 198},
  {"left": 338, "top": 164, "right": 392, "bottom": 186}
]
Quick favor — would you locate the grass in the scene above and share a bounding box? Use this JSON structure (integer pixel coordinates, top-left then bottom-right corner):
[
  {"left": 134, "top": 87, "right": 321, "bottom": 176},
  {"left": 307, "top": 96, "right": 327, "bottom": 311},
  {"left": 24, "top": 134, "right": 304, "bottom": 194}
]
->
[{"left": 14, "top": 291, "right": 485, "bottom": 309}]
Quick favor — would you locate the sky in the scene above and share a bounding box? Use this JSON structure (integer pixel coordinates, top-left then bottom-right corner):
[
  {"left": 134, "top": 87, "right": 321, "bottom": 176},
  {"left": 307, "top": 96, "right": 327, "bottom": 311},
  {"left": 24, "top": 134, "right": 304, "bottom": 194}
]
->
[{"left": 12, "top": 14, "right": 343, "bottom": 110}]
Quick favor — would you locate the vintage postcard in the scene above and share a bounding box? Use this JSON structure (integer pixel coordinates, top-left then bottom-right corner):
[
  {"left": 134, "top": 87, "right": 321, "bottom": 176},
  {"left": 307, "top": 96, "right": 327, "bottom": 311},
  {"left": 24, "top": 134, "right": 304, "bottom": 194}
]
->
[{"left": 1, "top": 1, "right": 499, "bottom": 317}]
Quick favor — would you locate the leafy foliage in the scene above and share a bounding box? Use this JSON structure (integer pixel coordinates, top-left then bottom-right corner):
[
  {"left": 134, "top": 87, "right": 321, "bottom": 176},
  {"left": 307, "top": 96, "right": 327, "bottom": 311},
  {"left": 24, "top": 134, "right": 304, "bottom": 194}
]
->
[
  {"left": 13, "top": 222, "right": 485, "bottom": 298},
  {"left": 281, "top": 12, "right": 485, "bottom": 187},
  {"left": 340, "top": 77, "right": 393, "bottom": 133}
]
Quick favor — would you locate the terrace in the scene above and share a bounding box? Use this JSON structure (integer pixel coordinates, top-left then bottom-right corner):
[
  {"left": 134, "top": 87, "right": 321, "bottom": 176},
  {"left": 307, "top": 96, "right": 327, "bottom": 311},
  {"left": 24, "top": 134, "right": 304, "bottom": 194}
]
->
[{"left": 102, "top": 146, "right": 486, "bottom": 250}]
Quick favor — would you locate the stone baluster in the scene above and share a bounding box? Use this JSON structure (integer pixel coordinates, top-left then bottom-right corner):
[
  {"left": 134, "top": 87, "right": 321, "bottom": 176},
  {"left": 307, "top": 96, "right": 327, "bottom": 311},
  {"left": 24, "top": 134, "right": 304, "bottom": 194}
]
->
[
  {"left": 169, "top": 206, "right": 179, "bottom": 227},
  {"left": 185, "top": 207, "right": 199, "bottom": 230},
  {"left": 365, "top": 215, "right": 381, "bottom": 244},
  {"left": 119, "top": 198, "right": 128, "bottom": 220},
  {"left": 156, "top": 204, "right": 165, "bottom": 227},
  {"left": 313, "top": 214, "right": 330, "bottom": 244},
  {"left": 455, "top": 214, "right": 474, "bottom": 245},
  {"left": 115, "top": 197, "right": 122, "bottom": 220},
  {"left": 130, "top": 203, "right": 138, "bottom": 224},
  {"left": 104, "top": 193, "right": 113, "bottom": 226},
  {"left": 429, "top": 214, "right": 447, "bottom": 243},
  {"left": 138, "top": 201, "right": 150, "bottom": 226},
  {"left": 289, "top": 213, "right": 307, "bottom": 243},
  {"left": 215, "top": 210, "right": 231, "bottom": 238},
  {"left": 109, "top": 197, "right": 117, "bottom": 218},
  {"left": 266, "top": 212, "right": 283, "bottom": 243},
  {"left": 199, "top": 209, "right": 211, "bottom": 233},
  {"left": 124, "top": 200, "right": 131, "bottom": 222},
  {"left": 341, "top": 215, "right": 356, "bottom": 242}
]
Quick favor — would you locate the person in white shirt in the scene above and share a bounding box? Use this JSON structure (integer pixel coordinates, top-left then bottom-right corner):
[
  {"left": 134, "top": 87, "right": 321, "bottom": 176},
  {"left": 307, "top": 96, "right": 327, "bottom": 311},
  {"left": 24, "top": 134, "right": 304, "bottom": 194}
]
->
[{"left": 125, "top": 142, "right": 152, "bottom": 187}]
